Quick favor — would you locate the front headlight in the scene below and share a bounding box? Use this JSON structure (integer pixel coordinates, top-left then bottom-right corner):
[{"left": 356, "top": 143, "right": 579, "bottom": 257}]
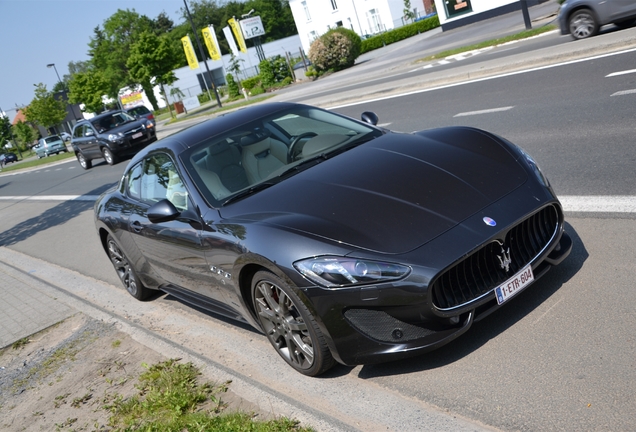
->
[
  {"left": 517, "top": 146, "right": 550, "bottom": 187},
  {"left": 108, "top": 133, "right": 124, "bottom": 142},
  {"left": 294, "top": 257, "right": 411, "bottom": 288}
]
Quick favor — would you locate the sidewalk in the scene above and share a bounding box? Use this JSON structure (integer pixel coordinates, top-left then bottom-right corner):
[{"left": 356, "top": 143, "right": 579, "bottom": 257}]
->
[{"left": 0, "top": 260, "right": 75, "bottom": 348}]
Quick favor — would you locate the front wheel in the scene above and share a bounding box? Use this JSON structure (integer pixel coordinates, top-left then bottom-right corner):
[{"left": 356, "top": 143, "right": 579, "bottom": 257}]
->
[
  {"left": 77, "top": 152, "right": 92, "bottom": 170},
  {"left": 252, "top": 270, "right": 335, "bottom": 376},
  {"left": 569, "top": 9, "right": 598, "bottom": 40},
  {"left": 106, "top": 234, "right": 150, "bottom": 300},
  {"left": 102, "top": 147, "right": 118, "bottom": 165}
]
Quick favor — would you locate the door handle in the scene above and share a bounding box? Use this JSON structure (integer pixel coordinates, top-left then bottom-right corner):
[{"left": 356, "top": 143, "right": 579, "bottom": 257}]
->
[{"left": 130, "top": 220, "right": 144, "bottom": 233}]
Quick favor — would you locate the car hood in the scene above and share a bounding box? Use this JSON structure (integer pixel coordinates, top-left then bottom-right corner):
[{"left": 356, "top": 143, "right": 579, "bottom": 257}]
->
[{"left": 219, "top": 128, "right": 528, "bottom": 254}]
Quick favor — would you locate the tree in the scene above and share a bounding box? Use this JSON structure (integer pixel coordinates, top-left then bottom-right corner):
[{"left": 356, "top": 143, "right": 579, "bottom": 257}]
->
[
  {"left": 0, "top": 115, "right": 13, "bottom": 148},
  {"left": 13, "top": 120, "right": 38, "bottom": 151},
  {"left": 23, "top": 83, "right": 67, "bottom": 133},
  {"left": 68, "top": 69, "right": 111, "bottom": 114},
  {"left": 88, "top": 10, "right": 157, "bottom": 106},
  {"left": 403, "top": 0, "right": 416, "bottom": 22},
  {"left": 128, "top": 31, "right": 182, "bottom": 116}
]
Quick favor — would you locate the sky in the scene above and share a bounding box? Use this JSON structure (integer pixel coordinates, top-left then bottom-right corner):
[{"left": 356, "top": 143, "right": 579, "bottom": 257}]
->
[{"left": 0, "top": 0, "right": 185, "bottom": 121}]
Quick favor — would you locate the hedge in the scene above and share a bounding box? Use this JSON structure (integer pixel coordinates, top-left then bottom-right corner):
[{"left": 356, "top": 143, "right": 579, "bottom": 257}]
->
[{"left": 361, "top": 15, "right": 440, "bottom": 54}]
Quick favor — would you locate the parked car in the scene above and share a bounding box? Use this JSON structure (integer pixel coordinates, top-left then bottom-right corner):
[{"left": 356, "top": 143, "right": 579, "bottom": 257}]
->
[
  {"left": 0, "top": 152, "right": 18, "bottom": 164},
  {"left": 95, "top": 102, "right": 572, "bottom": 376},
  {"left": 558, "top": 0, "right": 636, "bottom": 39},
  {"left": 34, "top": 135, "right": 68, "bottom": 158},
  {"left": 71, "top": 110, "right": 156, "bottom": 169},
  {"left": 59, "top": 132, "right": 72, "bottom": 142},
  {"left": 125, "top": 105, "right": 156, "bottom": 126}
]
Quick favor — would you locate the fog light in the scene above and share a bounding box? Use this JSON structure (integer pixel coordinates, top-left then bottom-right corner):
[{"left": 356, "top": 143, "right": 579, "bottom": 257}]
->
[
  {"left": 449, "top": 316, "right": 460, "bottom": 325},
  {"left": 391, "top": 329, "right": 404, "bottom": 340}
]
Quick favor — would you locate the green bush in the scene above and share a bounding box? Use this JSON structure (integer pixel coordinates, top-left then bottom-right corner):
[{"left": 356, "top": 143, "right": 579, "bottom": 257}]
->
[
  {"left": 309, "top": 31, "right": 358, "bottom": 74},
  {"left": 259, "top": 59, "right": 276, "bottom": 88},
  {"left": 250, "top": 86, "right": 265, "bottom": 96},
  {"left": 282, "top": 76, "right": 292, "bottom": 86},
  {"left": 329, "top": 27, "right": 362, "bottom": 60},
  {"left": 226, "top": 74, "right": 240, "bottom": 98},
  {"left": 361, "top": 15, "right": 440, "bottom": 54},
  {"left": 241, "top": 76, "right": 261, "bottom": 91},
  {"left": 270, "top": 55, "right": 292, "bottom": 82}
]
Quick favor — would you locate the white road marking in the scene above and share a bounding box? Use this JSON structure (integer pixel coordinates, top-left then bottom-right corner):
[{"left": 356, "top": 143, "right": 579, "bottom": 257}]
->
[
  {"left": 559, "top": 196, "right": 636, "bottom": 213},
  {"left": 330, "top": 47, "right": 636, "bottom": 110},
  {"left": 0, "top": 195, "right": 635, "bottom": 213},
  {"left": 0, "top": 195, "right": 100, "bottom": 201},
  {"left": 454, "top": 106, "right": 514, "bottom": 117},
  {"left": 610, "top": 89, "right": 636, "bottom": 97},
  {"left": 606, "top": 69, "right": 636, "bottom": 77}
]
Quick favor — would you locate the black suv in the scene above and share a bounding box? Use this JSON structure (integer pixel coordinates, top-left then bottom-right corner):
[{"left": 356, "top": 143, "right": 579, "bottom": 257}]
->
[{"left": 71, "top": 110, "right": 157, "bottom": 169}]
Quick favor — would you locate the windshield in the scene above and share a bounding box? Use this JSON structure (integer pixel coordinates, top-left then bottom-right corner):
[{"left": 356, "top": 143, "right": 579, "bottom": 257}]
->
[
  {"left": 44, "top": 136, "right": 61, "bottom": 143},
  {"left": 91, "top": 112, "right": 135, "bottom": 132},
  {"left": 182, "top": 106, "right": 382, "bottom": 207}
]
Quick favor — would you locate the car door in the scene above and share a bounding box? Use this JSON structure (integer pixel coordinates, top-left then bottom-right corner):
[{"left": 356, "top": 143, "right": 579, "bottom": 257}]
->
[
  {"left": 73, "top": 124, "right": 98, "bottom": 158},
  {"left": 127, "top": 153, "right": 223, "bottom": 302},
  {"left": 611, "top": 0, "right": 636, "bottom": 20}
]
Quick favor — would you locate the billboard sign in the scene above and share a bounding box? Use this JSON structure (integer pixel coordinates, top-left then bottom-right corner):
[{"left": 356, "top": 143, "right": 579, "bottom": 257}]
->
[{"left": 240, "top": 16, "right": 266, "bottom": 39}]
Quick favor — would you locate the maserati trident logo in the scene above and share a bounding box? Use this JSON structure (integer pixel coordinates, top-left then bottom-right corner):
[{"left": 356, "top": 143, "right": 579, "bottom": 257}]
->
[{"left": 497, "top": 247, "right": 512, "bottom": 273}]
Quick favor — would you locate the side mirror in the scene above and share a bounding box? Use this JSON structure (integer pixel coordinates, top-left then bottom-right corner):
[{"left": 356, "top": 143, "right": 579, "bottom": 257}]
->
[
  {"left": 148, "top": 199, "right": 180, "bottom": 223},
  {"left": 361, "top": 111, "right": 379, "bottom": 126},
  {"left": 84, "top": 129, "right": 95, "bottom": 137}
]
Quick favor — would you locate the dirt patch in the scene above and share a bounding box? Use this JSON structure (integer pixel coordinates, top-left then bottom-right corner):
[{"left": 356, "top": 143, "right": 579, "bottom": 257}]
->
[{"left": 0, "top": 314, "right": 267, "bottom": 431}]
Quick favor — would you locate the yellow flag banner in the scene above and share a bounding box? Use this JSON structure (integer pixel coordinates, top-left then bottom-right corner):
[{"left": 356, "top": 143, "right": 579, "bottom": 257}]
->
[
  {"left": 202, "top": 26, "right": 221, "bottom": 61},
  {"left": 181, "top": 35, "right": 199, "bottom": 70},
  {"left": 228, "top": 18, "right": 247, "bottom": 54}
]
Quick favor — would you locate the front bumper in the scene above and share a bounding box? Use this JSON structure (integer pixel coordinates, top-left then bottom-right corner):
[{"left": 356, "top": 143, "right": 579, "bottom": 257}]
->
[{"left": 299, "top": 187, "right": 572, "bottom": 366}]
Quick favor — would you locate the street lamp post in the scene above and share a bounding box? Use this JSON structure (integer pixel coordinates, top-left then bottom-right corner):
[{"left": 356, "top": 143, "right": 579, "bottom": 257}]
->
[
  {"left": 47, "top": 63, "right": 71, "bottom": 135},
  {"left": 47, "top": 63, "right": 64, "bottom": 89}
]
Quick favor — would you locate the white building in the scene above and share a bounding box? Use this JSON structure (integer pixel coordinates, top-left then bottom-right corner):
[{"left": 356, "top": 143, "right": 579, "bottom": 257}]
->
[
  {"left": 289, "top": 0, "right": 428, "bottom": 54},
  {"left": 432, "top": 0, "right": 547, "bottom": 31}
]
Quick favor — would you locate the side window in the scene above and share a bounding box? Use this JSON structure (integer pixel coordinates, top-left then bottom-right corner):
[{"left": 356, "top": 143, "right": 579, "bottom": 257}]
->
[
  {"left": 73, "top": 125, "right": 84, "bottom": 138},
  {"left": 127, "top": 163, "right": 142, "bottom": 200},
  {"left": 139, "top": 154, "right": 188, "bottom": 211}
]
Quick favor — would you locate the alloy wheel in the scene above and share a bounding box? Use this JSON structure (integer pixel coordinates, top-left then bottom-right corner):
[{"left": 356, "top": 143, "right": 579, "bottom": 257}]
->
[
  {"left": 254, "top": 279, "right": 315, "bottom": 370},
  {"left": 107, "top": 238, "right": 139, "bottom": 297}
]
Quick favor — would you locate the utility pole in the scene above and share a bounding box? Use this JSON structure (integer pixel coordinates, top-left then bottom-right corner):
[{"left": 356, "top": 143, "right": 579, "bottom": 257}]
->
[{"left": 520, "top": 0, "right": 532, "bottom": 30}]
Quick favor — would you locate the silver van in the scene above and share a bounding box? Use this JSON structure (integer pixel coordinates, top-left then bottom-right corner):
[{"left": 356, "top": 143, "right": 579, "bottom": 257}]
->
[{"left": 558, "top": 0, "right": 636, "bottom": 39}]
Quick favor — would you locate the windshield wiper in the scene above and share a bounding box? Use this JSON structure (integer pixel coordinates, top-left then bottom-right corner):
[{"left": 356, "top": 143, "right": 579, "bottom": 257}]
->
[{"left": 222, "top": 182, "right": 275, "bottom": 206}]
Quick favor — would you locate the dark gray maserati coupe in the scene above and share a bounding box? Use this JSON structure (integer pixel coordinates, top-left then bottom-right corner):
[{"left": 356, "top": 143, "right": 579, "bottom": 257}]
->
[{"left": 95, "top": 102, "right": 572, "bottom": 376}]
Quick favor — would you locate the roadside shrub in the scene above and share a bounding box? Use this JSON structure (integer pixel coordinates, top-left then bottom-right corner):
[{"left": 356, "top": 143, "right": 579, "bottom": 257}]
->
[
  {"left": 329, "top": 27, "right": 362, "bottom": 60},
  {"left": 309, "top": 31, "right": 357, "bottom": 74},
  {"left": 270, "top": 55, "right": 292, "bottom": 82},
  {"left": 225, "top": 74, "right": 240, "bottom": 98},
  {"left": 241, "top": 76, "right": 260, "bottom": 91},
  {"left": 282, "top": 76, "right": 293, "bottom": 86},
  {"left": 361, "top": 15, "right": 440, "bottom": 54},
  {"left": 259, "top": 59, "right": 276, "bottom": 88},
  {"left": 250, "top": 86, "right": 265, "bottom": 96}
]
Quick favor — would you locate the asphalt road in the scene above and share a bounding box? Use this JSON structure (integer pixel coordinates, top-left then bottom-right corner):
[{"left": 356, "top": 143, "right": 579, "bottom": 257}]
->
[{"left": 2, "top": 23, "right": 636, "bottom": 431}]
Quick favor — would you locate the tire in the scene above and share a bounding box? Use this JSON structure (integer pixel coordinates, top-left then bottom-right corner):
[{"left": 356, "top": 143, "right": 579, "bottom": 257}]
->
[
  {"left": 569, "top": 9, "right": 598, "bottom": 40},
  {"left": 252, "top": 270, "right": 335, "bottom": 376},
  {"left": 102, "top": 147, "right": 118, "bottom": 165},
  {"left": 77, "top": 152, "right": 92, "bottom": 170},
  {"left": 106, "top": 234, "right": 150, "bottom": 300}
]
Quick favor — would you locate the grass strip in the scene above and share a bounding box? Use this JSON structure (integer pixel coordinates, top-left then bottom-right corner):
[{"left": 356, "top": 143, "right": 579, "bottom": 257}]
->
[{"left": 417, "top": 25, "right": 557, "bottom": 63}]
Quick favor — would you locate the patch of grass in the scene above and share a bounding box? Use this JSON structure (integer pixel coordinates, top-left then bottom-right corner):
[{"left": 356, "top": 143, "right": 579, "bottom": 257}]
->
[
  {"left": 12, "top": 333, "right": 90, "bottom": 391},
  {"left": 164, "top": 94, "right": 275, "bottom": 125},
  {"left": 111, "top": 340, "right": 121, "bottom": 348},
  {"left": 1, "top": 151, "right": 74, "bottom": 173},
  {"left": 105, "top": 359, "right": 313, "bottom": 432},
  {"left": 12, "top": 337, "right": 31, "bottom": 350},
  {"left": 417, "top": 25, "right": 557, "bottom": 63}
]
